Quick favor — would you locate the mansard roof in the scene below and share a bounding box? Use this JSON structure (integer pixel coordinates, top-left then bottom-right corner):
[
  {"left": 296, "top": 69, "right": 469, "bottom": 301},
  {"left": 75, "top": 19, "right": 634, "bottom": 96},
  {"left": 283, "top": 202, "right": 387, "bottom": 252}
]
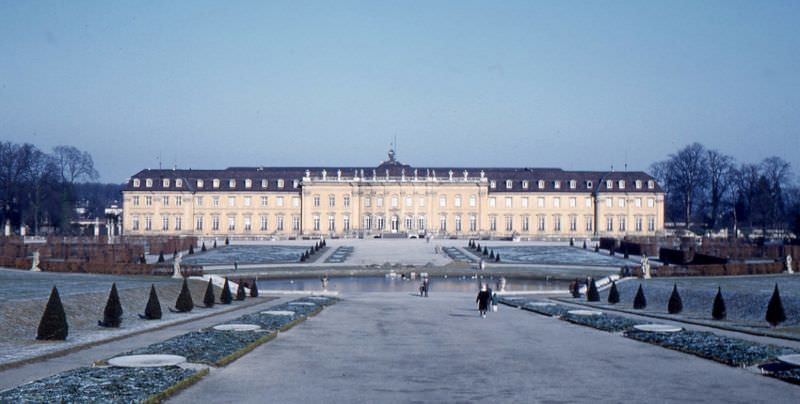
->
[{"left": 125, "top": 164, "right": 661, "bottom": 194}]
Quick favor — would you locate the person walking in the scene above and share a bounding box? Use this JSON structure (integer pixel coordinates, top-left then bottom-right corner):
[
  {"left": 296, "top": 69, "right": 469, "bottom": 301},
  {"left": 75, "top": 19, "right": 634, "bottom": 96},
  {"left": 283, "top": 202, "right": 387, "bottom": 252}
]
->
[
  {"left": 491, "top": 290, "right": 499, "bottom": 312},
  {"left": 422, "top": 277, "right": 430, "bottom": 297},
  {"left": 476, "top": 284, "right": 491, "bottom": 318}
]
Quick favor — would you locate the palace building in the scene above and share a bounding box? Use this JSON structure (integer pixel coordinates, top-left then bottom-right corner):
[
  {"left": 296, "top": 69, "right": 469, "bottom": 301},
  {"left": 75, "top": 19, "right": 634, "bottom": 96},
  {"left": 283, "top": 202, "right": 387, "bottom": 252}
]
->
[{"left": 122, "top": 149, "right": 664, "bottom": 239}]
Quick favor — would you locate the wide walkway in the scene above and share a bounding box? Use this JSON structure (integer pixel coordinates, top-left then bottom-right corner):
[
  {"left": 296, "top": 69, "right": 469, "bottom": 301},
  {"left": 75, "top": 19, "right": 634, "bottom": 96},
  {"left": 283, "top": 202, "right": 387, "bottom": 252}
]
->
[{"left": 170, "top": 292, "right": 798, "bottom": 403}]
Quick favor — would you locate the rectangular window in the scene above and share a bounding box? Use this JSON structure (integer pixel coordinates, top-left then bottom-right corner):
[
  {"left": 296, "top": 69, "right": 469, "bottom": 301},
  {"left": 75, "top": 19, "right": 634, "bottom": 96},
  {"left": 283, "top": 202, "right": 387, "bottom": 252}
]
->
[
  {"left": 262, "top": 179, "right": 268, "bottom": 188},
  {"left": 328, "top": 215, "right": 335, "bottom": 231},
  {"left": 586, "top": 216, "right": 593, "bottom": 232},
  {"left": 606, "top": 216, "right": 614, "bottom": 232},
  {"left": 470, "top": 215, "right": 477, "bottom": 232},
  {"left": 439, "top": 196, "right": 447, "bottom": 208},
  {"left": 455, "top": 216, "right": 462, "bottom": 232},
  {"left": 244, "top": 216, "right": 252, "bottom": 231},
  {"left": 391, "top": 196, "right": 398, "bottom": 208},
  {"left": 553, "top": 215, "right": 561, "bottom": 232},
  {"left": 505, "top": 216, "right": 513, "bottom": 231},
  {"left": 195, "top": 216, "right": 203, "bottom": 231},
  {"left": 553, "top": 198, "right": 560, "bottom": 208},
  {"left": 228, "top": 196, "right": 236, "bottom": 207},
  {"left": 364, "top": 197, "right": 371, "bottom": 208},
  {"left": 469, "top": 195, "right": 477, "bottom": 207},
  {"left": 439, "top": 215, "right": 447, "bottom": 231},
  {"left": 606, "top": 198, "right": 612, "bottom": 208},
  {"left": 145, "top": 196, "right": 152, "bottom": 206},
  {"left": 506, "top": 179, "right": 513, "bottom": 189},
  {"left": 522, "top": 180, "right": 529, "bottom": 189},
  {"left": 213, "top": 197, "right": 220, "bottom": 207},
  {"left": 175, "top": 216, "right": 182, "bottom": 231},
  {"left": 197, "top": 179, "right": 204, "bottom": 188},
  {"left": 313, "top": 215, "right": 320, "bottom": 231},
  {"left": 329, "top": 195, "right": 336, "bottom": 208},
  {"left": 490, "top": 216, "right": 497, "bottom": 231},
  {"left": 585, "top": 197, "right": 592, "bottom": 208},
  {"left": 648, "top": 198, "right": 655, "bottom": 208},
  {"left": 405, "top": 197, "right": 412, "bottom": 207},
  {"left": 521, "top": 197, "right": 529, "bottom": 208},
  {"left": 619, "top": 217, "right": 626, "bottom": 231},
  {"left": 489, "top": 197, "right": 496, "bottom": 208},
  {"left": 132, "top": 215, "right": 140, "bottom": 230},
  {"left": 618, "top": 198, "right": 625, "bottom": 208},
  {"left": 405, "top": 216, "right": 413, "bottom": 230},
  {"left": 505, "top": 197, "right": 512, "bottom": 208},
  {"left": 648, "top": 216, "right": 656, "bottom": 231},
  {"left": 635, "top": 198, "right": 642, "bottom": 208},
  {"left": 313, "top": 195, "right": 320, "bottom": 207},
  {"left": 418, "top": 216, "right": 426, "bottom": 230},
  {"left": 277, "top": 179, "right": 284, "bottom": 188},
  {"left": 538, "top": 216, "right": 545, "bottom": 231},
  {"left": 244, "top": 196, "right": 251, "bottom": 207},
  {"left": 212, "top": 216, "right": 220, "bottom": 231},
  {"left": 162, "top": 196, "right": 169, "bottom": 206},
  {"left": 376, "top": 197, "right": 383, "bottom": 208},
  {"left": 292, "top": 197, "right": 300, "bottom": 208},
  {"left": 144, "top": 215, "right": 152, "bottom": 231},
  {"left": 161, "top": 215, "right": 169, "bottom": 231},
  {"left": 276, "top": 216, "right": 284, "bottom": 231},
  {"left": 133, "top": 196, "right": 140, "bottom": 206},
  {"left": 245, "top": 179, "right": 252, "bottom": 188},
  {"left": 175, "top": 196, "right": 182, "bottom": 206},
  {"left": 569, "top": 216, "right": 577, "bottom": 231},
  {"left": 569, "top": 197, "right": 576, "bottom": 208},
  {"left": 635, "top": 216, "right": 643, "bottom": 232},
  {"left": 276, "top": 197, "right": 284, "bottom": 207},
  {"left": 537, "top": 197, "right": 545, "bottom": 208},
  {"left": 376, "top": 216, "right": 384, "bottom": 230},
  {"left": 553, "top": 181, "right": 561, "bottom": 189},
  {"left": 364, "top": 215, "right": 372, "bottom": 230},
  {"left": 261, "top": 196, "right": 268, "bottom": 206},
  {"left": 522, "top": 216, "right": 529, "bottom": 232},
  {"left": 538, "top": 180, "right": 545, "bottom": 189},
  {"left": 344, "top": 195, "right": 351, "bottom": 208},
  {"left": 292, "top": 216, "right": 300, "bottom": 231},
  {"left": 196, "top": 196, "right": 203, "bottom": 207},
  {"left": 343, "top": 216, "right": 350, "bottom": 231},
  {"left": 260, "top": 215, "right": 268, "bottom": 231},
  {"left": 454, "top": 196, "right": 462, "bottom": 208}
]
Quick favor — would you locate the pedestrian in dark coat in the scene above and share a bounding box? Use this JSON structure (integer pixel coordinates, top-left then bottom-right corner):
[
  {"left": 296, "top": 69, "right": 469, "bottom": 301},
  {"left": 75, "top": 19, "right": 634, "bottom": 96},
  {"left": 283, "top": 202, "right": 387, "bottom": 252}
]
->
[{"left": 476, "top": 284, "right": 491, "bottom": 318}]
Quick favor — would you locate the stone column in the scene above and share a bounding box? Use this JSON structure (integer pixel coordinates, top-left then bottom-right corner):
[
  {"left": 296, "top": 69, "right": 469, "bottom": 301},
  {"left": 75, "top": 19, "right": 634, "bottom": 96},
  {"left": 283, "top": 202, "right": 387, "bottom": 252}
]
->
[{"left": 30, "top": 251, "right": 41, "bottom": 272}]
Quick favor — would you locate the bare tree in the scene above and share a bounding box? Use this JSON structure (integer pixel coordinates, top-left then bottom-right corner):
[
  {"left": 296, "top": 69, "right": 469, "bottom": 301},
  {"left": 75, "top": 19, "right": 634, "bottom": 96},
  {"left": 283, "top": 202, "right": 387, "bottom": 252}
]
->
[
  {"left": 655, "top": 143, "right": 708, "bottom": 227},
  {"left": 705, "top": 149, "right": 735, "bottom": 229},
  {"left": 53, "top": 145, "right": 99, "bottom": 185}
]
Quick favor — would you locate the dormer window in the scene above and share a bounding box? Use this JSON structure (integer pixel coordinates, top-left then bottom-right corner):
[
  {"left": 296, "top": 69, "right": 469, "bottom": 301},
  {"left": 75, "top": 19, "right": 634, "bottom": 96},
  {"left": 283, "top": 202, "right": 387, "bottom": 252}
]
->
[
  {"left": 569, "top": 180, "right": 576, "bottom": 189},
  {"left": 606, "top": 180, "right": 613, "bottom": 189},
  {"left": 197, "top": 179, "right": 204, "bottom": 188},
  {"left": 490, "top": 180, "right": 496, "bottom": 189},
  {"left": 229, "top": 179, "right": 236, "bottom": 188},
  {"left": 538, "top": 180, "right": 545, "bottom": 189},
  {"left": 648, "top": 180, "right": 655, "bottom": 189},
  {"left": 261, "top": 179, "right": 268, "bottom": 188},
  {"left": 176, "top": 179, "right": 183, "bottom": 188},
  {"left": 133, "top": 179, "right": 140, "bottom": 188},
  {"left": 586, "top": 180, "right": 593, "bottom": 189},
  {"left": 522, "top": 180, "right": 529, "bottom": 189},
  {"left": 618, "top": 180, "right": 625, "bottom": 189},
  {"left": 553, "top": 180, "right": 561, "bottom": 189},
  {"left": 162, "top": 178, "right": 170, "bottom": 187},
  {"left": 212, "top": 179, "right": 220, "bottom": 188},
  {"left": 505, "top": 180, "right": 513, "bottom": 189},
  {"left": 245, "top": 179, "right": 252, "bottom": 188},
  {"left": 293, "top": 179, "right": 299, "bottom": 188},
  {"left": 145, "top": 178, "right": 153, "bottom": 188},
  {"left": 635, "top": 180, "right": 642, "bottom": 189},
  {"left": 277, "top": 179, "right": 284, "bottom": 188}
]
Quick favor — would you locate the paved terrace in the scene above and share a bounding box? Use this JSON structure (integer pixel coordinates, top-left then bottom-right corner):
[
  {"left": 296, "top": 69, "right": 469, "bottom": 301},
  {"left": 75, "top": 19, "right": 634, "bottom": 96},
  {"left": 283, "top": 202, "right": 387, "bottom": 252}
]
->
[{"left": 171, "top": 292, "right": 798, "bottom": 403}]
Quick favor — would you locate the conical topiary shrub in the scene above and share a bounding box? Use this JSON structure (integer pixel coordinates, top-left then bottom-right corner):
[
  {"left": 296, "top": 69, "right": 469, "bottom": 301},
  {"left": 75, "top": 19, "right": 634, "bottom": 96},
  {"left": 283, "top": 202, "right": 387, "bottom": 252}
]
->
[
  {"left": 607, "top": 281, "right": 620, "bottom": 304},
  {"left": 220, "top": 278, "right": 233, "bottom": 304},
  {"left": 37, "top": 286, "right": 68, "bottom": 340},
  {"left": 489, "top": 250, "right": 495, "bottom": 260},
  {"left": 203, "top": 278, "right": 215, "bottom": 308},
  {"left": 766, "top": 283, "right": 786, "bottom": 327},
  {"left": 668, "top": 283, "right": 683, "bottom": 314},
  {"left": 583, "top": 240, "right": 587, "bottom": 249},
  {"left": 250, "top": 278, "right": 259, "bottom": 298},
  {"left": 157, "top": 251, "right": 165, "bottom": 263},
  {"left": 495, "top": 253, "right": 500, "bottom": 262},
  {"left": 201, "top": 242, "right": 207, "bottom": 252},
  {"left": 235, "top": 281, "right": 246, "bottom": 301},
  {"left": 213, "top": 239, "right": 218, "bottom": 248},
  {"left": 174, "top": 278, "right": 194, "bottom": 312},
  {"left": 609, "top": 248, "right": 615, "bottom": 256},
  {"left": 99, "top": 283, "right": 123, "bottom": 327},
  {"left": 633, "top": 284, "right": 647, "bottom": 309},
  {"left": 569, "top": 238, "right": 574, "bottom": 247},
  {"left": 225, "top": 237, "right": 229, "bottom": 246},
  {"left": 586, "top": 279, "right": 600, "bottom": 302},
  {"left": 483, "top": 246, "right": 488, "bottom": 255},
  {"left": 476, "top": 243, "right": 481, "bottom": 251},
  {"left": 141, "top": 284, "right": 162, "bottom": 320},
  {"left": 188, "top": 244, "right": 194, "bottom": 255},
  {"left": 594, "top": 244, "right": 600, "bottom": 252},
  {"left": 712, "top": 287, "right": 726, "bottom": 320}
]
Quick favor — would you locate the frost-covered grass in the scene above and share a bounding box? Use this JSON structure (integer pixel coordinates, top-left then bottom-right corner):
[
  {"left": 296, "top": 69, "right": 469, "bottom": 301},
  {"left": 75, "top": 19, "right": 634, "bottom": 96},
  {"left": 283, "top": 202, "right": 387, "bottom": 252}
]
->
[
  {"left": 181, "top": 245, "right": 309, "bottom": 265},
  {"left": 489, "top": 246, "right": 632, "bottom": 266}
]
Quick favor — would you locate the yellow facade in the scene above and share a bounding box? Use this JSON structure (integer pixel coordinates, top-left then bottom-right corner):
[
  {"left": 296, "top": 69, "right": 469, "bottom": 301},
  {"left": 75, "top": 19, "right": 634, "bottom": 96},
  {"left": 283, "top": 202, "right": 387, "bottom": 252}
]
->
[{"left": 122, "top": 158, "right": 664, "bottom": 240}]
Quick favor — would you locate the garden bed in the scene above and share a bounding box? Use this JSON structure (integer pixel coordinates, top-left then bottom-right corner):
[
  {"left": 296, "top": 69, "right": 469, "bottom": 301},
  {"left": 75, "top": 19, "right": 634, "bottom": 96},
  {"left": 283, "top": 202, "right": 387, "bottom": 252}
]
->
[{"left": 0, "top": 365, "right": 204, "bottom": 403}]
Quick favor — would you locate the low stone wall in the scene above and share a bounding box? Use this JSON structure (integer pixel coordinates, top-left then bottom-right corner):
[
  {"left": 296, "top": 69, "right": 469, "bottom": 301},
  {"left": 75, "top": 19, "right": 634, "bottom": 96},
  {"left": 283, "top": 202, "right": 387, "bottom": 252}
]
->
[{"left": 631, "top": 261, "right": 786, "bottom": 277}]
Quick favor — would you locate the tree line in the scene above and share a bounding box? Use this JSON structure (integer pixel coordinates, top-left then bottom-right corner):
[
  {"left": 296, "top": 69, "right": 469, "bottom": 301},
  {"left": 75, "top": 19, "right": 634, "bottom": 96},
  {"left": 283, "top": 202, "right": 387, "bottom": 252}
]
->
[
  {"left": 651, "top": 142, "right": 799, "bottom": 237},
  {"left": 0, "top": 141, "right": 121, "bottom": 235}
]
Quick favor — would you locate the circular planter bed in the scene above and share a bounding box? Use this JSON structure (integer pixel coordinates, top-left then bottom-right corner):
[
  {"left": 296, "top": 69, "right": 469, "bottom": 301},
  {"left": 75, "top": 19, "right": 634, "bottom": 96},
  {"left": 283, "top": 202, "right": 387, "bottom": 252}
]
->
[
  {"left": 568, "top": 309, "right": 603, "bottom": 316},
  {"left": 261, "top": 310, "right": 295, "bottom": 316},
  {"left": 212, "top": 324, "right": 262, "bottom": 332},
  {"left": 777, "top": 354, "right": 800, "bottom": 367},
  {"left": 108, "top": 354, "right": 187, "bottom": 368},
  {"left": 633, "top": 324, "right": 683, "bottom": 333}
]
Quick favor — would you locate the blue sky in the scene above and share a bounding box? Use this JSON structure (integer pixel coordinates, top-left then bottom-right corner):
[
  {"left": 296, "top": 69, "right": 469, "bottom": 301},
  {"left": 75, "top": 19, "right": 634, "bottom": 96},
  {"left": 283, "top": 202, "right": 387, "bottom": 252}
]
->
[{"left": 1, "top": 0, "right": 798, "bottom": 182}]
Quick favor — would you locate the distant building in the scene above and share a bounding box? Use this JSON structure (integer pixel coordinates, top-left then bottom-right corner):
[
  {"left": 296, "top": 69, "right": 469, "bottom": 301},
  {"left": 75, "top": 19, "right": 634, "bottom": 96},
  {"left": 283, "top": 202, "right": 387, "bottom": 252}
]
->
[{"left": 122, "top": 149, "right": 664, "bottom": 239}]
